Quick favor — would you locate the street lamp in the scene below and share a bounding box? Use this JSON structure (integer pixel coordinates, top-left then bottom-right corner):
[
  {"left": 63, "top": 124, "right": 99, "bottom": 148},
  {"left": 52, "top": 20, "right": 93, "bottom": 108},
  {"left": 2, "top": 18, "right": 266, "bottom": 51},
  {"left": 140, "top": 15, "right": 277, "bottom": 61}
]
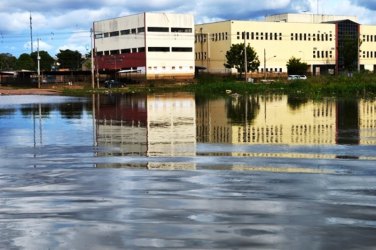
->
[{"left": 263, "top": 48, "right": 276, "bottom": 80}]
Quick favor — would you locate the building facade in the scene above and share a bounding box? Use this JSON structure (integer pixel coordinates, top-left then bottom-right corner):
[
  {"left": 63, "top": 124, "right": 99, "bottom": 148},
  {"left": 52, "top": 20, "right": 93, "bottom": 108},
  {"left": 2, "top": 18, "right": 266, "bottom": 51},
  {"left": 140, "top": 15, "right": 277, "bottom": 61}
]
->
[
  {"left": 195, "top": 13, "right": 376, "bottom": 76},
  {"left": 94, "top": 12, "right": 195, "bottom": 80}
]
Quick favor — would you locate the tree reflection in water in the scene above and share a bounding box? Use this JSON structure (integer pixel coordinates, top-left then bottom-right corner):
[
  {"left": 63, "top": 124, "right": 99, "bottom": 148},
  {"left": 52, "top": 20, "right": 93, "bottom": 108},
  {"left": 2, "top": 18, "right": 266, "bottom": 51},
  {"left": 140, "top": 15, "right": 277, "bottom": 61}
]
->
[{"left": 226, "top": 94, "right": 260, "bottom": 125}]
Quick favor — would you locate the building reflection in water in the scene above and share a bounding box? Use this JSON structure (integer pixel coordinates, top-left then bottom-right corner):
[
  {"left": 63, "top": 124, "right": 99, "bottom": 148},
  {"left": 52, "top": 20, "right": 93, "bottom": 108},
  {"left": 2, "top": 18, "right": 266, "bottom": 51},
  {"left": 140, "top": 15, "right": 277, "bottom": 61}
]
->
[
  {"left": 94, "top": 93, "right": 196, "bottom": 170},
  {"left": 93, "top": 93, "right": 376, "bottom": 167},
  {"left": 196, "top": 94, "right": 376, "bottom": 147}
]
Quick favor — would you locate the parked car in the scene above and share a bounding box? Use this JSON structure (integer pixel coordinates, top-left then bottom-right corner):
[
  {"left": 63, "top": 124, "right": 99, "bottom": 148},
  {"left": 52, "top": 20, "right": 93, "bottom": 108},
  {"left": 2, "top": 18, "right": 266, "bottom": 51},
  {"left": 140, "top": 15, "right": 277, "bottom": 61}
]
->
[
  {"left": 104, "top": 79, "right": 124, "bottom": 88},
  {"left": 288, "top": 75, "right": 307, "bottom": 80}
]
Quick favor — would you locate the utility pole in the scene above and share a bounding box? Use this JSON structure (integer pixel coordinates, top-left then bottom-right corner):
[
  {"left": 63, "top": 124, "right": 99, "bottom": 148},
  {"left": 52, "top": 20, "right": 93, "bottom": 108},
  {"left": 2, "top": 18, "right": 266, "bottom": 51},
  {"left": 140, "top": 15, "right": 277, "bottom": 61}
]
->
[
  {"left": 37, "top": 38, "right": 41, "bottom": 88},
  {"left": 244, "top": 31, "right": 247, "bottom": 83},
  {"left": 264, "top": 48, "right": 266, "bottom": 80},
  {"left": 90, "top": 27, "right": 95, "bottom": 88}
]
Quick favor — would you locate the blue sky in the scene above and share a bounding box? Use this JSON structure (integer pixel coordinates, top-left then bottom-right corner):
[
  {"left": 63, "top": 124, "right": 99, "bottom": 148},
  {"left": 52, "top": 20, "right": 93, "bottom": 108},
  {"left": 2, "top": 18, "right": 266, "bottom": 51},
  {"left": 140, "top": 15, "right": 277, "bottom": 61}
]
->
[{"left": 1, "top": 0, "right": 376, "bottom": 58}]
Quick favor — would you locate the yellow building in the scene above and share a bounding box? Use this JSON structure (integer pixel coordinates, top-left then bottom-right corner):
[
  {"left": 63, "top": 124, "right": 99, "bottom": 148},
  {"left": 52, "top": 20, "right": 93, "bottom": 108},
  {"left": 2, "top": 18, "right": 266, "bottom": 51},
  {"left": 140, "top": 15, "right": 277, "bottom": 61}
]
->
[{"left": 195, "top": 13, "right": 376, "bottom": 76}]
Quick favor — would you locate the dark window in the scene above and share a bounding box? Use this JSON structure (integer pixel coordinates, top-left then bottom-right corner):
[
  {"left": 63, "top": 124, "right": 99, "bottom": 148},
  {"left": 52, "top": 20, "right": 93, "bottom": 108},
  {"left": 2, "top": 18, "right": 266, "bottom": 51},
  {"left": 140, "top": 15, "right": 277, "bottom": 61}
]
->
[
  {"left": 171, "top": 27, "right": 192, "bottom": 33},
  {"left": 172, "top": 47, "right": 193, "bottom": 52},
  {"left": 148, "top": 47, "right": 170, "bottom": 52},
  {"left": 138, "top": 27, "right": 145, "bottom": 33},
  {"left": 147, "top": 27, "right": 169, "bottom": 32},
  {"left": 103, "top": 33, "right": 109, "bottom": 38},
  {"left": 121, "top": 49, "right": 131, "bottom": 54},
  {"left": 131, "top": 28, "right": 136, "bottom": 34},
  {"left": 110, "top": 31, "right": 119, "bottom": 37},
  {"left": 121, "top": 29, "right": 130, "bottom": 35},
  {"left": 110, "top": 50, "right": 119, "bottom": 55},
  {"left": 138, "top": 47, "right": 145, "bottom": 52},
  {"left": 132, "top": 48, "right": 137, "bottom": 53}
]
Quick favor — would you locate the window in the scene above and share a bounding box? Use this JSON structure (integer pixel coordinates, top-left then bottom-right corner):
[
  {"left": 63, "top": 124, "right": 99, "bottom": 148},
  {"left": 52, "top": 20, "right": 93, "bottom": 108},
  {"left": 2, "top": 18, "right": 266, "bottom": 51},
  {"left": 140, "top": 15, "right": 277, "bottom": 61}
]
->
[
  {"left": 172, "top": 47, "right": 193, "bottom": 52},
  {"left": 237, "top": 32, "right": 240, "bottom": 40},
  {"left": 279, "top": 33, "right": 282, "bottom": 40},
  {"left": 148, "top": 47, "right": 170, "bottom": 52},
  {"left": 251, "top": 32, "right": 254, "bottom": 40},
  {"left": 103, "top": 33, "right": 109, "bottom": 38},
  {"left": 110, "top": 50, "right": 119, "bottom": 55},
  {"left": 121, "top": 49, "right": 131, "bottom": 54},
  {"left": 131, "top": 28, "right": 136, "bottom": 34},
  {"left": 95, "top": 33, "right": 103, "bottom": 39},
  {"left": 147, "top": 27, "right": 169, "bottom": 32},
  {"left": 132, "top": 48, "right": 137, "bottom": 53},
  {"left": 121, "top": 29, "right": 130, "bottom": 35},
  {"left": 138, "top": 27, "right": 145, "bottom": 33},
  {"left": 171, "top": 27, "right": 192, "bottom": 33},
  {"left": 138, "top": 47, "right": 145, "bottom": 52},
  {"left": 110, "top": 31, "right": 119, "bottom": 37}
]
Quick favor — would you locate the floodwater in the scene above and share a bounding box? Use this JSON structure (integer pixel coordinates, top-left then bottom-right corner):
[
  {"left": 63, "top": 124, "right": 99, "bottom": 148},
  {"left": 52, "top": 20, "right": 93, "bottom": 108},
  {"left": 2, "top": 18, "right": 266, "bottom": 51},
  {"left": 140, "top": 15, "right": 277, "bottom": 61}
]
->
[{"left": 1, "top": 93, "right": 376, "bottom": 249}]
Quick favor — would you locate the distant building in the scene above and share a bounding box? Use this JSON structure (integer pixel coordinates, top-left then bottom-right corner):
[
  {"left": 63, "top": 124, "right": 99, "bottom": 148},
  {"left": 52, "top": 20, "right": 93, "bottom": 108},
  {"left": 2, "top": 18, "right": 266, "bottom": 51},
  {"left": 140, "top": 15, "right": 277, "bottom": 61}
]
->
[
  {"left": 195, "top": 13, "right": 376, "bottom": 76},
  {"left": 93, "top": 12, "right": 195, "bottom": 80}
]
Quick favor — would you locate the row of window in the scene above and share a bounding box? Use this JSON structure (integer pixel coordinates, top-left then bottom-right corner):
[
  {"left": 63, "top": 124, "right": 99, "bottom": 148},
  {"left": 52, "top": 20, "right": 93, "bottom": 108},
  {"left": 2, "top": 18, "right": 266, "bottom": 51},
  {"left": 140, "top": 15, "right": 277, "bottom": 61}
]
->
[
  {"left": 363, "top": 35, "right": 376, "bottom": 42},
  {"left": 239, "top": 32, "right": 282, "bottom": 41},
  {"left": 97, "top": 47, "right": 193, "bottom": 55},
  {"left": 313, "top": 50, "right": 333, "bottom": 59},
  {"left": 291, "top": 33, "right": 333, "bottom": 42},
  {"left": 147, "top": 66, "right": 194, "bottom": 70},
  {"left": 95, "top": 27, "right": 192, "bottom": 39},
  {"left": 362, "top": 50, "right": 376, "bottom": 58},
  {"left": 195, "top": 31, "right": 335, "bottom": 42}
]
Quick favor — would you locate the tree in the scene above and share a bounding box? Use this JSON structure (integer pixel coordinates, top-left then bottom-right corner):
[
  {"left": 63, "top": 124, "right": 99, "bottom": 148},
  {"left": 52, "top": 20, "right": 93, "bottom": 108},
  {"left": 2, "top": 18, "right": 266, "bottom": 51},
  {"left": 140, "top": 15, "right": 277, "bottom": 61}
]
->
[
  {"left": 16, "top": 53, "right": 35, "bottom": 71},
  {"left": 56, "top": 49, "right": 83, "bottom": 70},
  {"left": 30, "top": 51, "right": 55, "bottom": 71},
  {"left": 286, "top": 57, "right": 308, "bottom": 75},
  {"left": 0, "top": 53, "right": 17, "bottom": 70},
  {"left": 224, "top": 43, "right": 260, "bottom": 76}
]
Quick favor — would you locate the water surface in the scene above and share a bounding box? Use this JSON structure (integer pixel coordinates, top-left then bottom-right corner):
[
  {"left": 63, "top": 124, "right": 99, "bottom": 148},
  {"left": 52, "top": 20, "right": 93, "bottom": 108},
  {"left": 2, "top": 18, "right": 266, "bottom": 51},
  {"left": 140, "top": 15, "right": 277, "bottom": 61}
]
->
[{"left": 0, "top": 94, "right": 376, "bottom": 249}]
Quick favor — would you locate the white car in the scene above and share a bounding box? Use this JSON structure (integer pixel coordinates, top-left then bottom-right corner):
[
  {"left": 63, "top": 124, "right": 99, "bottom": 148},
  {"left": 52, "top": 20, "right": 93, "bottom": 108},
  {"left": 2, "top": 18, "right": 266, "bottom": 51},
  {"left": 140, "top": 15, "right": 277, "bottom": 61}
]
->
[{"left": 288, "top": 75, "right": 307, "bottom": 80}]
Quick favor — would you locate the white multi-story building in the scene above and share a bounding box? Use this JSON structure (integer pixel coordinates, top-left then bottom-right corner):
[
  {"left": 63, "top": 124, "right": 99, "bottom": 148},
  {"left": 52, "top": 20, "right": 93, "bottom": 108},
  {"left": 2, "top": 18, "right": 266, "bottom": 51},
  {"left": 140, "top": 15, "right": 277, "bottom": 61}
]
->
[{"left": 93, "top": 12, "right": 195, "bottom": 80}]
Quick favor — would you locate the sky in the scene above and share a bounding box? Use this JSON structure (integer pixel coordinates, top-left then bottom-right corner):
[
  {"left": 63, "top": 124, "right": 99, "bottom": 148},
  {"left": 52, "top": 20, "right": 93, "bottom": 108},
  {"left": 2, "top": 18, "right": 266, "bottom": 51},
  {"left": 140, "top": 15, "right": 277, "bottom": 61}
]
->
[{"left": 1, "top": 0, "right": 376, "bottom": 58}]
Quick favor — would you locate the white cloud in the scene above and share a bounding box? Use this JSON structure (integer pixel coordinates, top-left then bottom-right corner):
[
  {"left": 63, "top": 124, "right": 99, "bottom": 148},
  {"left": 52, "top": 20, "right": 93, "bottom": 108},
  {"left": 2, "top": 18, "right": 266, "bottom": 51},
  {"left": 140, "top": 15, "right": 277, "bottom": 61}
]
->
[{"left": 1, "top": 0, "right": 376, "bottom": 57}]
